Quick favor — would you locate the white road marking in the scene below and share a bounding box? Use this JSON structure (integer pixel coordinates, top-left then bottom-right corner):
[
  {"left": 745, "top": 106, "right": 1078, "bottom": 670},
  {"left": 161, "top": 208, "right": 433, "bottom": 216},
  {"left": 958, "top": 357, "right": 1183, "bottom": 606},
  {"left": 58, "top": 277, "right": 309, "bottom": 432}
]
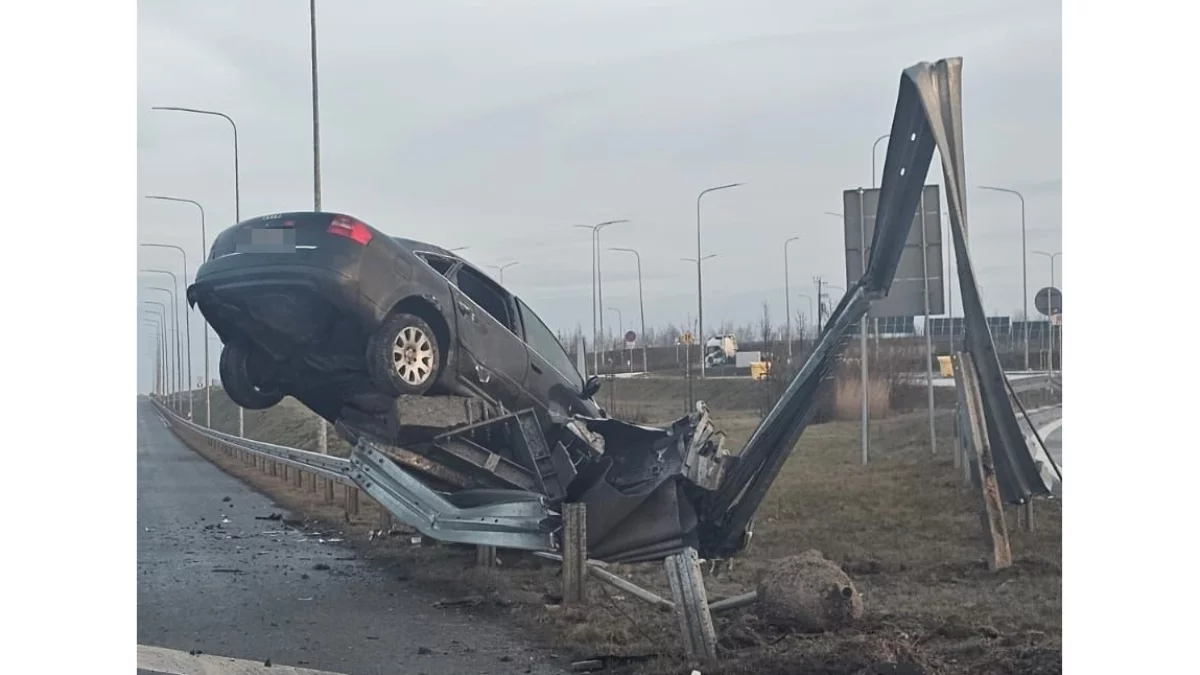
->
[{"left": 137, "top": 644, "right": 355, "bottom": 675}]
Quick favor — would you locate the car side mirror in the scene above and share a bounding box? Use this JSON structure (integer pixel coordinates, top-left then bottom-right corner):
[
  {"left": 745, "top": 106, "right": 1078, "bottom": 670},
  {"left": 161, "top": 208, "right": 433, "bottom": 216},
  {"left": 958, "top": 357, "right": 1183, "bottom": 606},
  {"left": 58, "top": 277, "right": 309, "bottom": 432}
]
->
[{"left": 581, "top": 376, "right": 601, "bottom": 399}]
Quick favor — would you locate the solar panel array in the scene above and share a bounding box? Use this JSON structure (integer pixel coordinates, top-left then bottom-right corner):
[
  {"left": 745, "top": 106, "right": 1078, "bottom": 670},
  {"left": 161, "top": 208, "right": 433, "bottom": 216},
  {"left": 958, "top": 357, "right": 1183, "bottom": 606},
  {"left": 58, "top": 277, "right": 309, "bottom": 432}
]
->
[{"left": 874, "top": 316, "right": 917, "bottom": 334}]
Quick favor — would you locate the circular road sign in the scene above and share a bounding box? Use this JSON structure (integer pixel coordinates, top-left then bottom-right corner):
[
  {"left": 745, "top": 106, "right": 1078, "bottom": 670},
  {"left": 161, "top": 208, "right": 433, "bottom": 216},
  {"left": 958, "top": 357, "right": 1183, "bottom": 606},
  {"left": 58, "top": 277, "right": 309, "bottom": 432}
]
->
[
  {"left": 1034, "top": 287, "right": 1062, "bottom": 316},
  {"left": 681, "top": 331, "right": 694, "bottom": 345},
  {"left": 624, "top": 330, "right": 637, "bottom": 344}
]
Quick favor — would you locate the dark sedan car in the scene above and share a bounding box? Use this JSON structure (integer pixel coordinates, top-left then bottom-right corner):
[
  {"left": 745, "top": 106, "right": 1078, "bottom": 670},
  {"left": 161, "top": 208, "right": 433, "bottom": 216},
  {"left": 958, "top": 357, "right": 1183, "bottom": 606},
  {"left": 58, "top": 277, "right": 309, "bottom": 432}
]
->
[{"left": 187, "top": 211, "right": 602, "bottom": 430}]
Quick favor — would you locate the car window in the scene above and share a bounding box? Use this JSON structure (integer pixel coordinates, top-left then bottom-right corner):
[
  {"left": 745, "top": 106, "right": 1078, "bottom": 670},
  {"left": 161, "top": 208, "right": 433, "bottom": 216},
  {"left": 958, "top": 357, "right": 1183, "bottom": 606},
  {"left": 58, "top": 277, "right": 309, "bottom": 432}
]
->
[
  {"left": 516, "top": 298, "right": 584, "bottom": 390},
  {"left": 414, "top": 251, "right": 455, "bottom": 277},
  {"left": 455, "top": 265, "right": 515, "bottom": 332}
]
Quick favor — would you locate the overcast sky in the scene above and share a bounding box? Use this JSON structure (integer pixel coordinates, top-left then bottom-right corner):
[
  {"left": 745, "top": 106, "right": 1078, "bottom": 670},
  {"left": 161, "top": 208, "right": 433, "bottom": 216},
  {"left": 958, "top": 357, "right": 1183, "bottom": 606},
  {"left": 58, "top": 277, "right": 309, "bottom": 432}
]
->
[{"left": 137, "top": 0, "right": 1061, "bottom": 391}]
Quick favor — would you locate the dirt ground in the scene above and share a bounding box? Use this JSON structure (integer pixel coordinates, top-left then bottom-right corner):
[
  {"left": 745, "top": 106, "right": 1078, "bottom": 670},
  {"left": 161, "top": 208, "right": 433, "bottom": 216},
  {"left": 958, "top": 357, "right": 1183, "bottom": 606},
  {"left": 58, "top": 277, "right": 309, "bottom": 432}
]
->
[{"left": 168, "top": 381, "right": 1061, "bottom": 675}]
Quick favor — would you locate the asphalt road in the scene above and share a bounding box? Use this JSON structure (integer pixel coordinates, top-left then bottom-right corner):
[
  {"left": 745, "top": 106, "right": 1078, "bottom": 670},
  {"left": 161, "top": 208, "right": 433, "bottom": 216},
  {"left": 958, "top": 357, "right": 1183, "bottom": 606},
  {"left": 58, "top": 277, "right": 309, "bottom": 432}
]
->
[
  {"left": 1041, "top": 420, "right": 1063, "bottom": 470},
  {"left": 137, "top": 399, "right": 566, "bottom": 675}
]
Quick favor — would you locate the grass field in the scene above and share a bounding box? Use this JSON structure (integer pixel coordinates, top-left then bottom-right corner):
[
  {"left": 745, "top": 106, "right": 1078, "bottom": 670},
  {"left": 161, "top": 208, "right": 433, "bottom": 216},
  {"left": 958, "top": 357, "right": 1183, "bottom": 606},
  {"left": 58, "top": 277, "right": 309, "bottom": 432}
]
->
[{"left": 165, "top": 378, "right": 1061, "bottom": 675}]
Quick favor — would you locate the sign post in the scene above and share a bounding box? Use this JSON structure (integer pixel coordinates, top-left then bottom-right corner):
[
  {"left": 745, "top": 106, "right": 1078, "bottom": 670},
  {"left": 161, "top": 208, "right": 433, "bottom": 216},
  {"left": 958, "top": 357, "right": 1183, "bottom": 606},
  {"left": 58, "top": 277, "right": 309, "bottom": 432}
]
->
[
  {"left": 840, "top": 185, "right": 945, "bottom": 463},
  {"left": 624, "top": 330, "right": 637, "bottom": 374}
]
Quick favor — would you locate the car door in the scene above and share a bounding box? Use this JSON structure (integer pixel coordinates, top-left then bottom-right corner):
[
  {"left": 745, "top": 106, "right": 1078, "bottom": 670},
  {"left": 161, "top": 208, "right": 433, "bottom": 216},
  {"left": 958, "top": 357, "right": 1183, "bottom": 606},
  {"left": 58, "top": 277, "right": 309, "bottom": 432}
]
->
[
  {"left": 446, "top": 264, "right": 531, "bottom": 411},
  {"left": 514, "top": 297, "right": 598, "bottom": 420}
]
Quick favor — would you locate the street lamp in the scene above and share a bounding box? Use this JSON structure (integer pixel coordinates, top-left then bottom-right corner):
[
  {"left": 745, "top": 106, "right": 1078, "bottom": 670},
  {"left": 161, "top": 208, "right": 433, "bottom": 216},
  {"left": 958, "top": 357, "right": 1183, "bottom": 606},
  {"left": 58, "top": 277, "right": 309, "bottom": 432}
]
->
[
  {"left": 149, "top": 109, "right": 240, "bottom": 221},
  {"left": 783, "top": 236, "right": 800, "bottom": 362},
  {"left": 143, "top": 284, "right": 183, "bottom": 413},
  {"left": 696, "top": 183, "right": 744, "bottom": 378},
  {"left": 575, "top": 220, "right": 629, "bottom": 374},
  {"left": 140, "top": 244, "right": 193, "bottom": 418},
  {"left": 142, "top": 302, "right": 175, "bottom": 409},
  {"left": 142, "top": 321, "right": 164, "bottom": 395},
  {"left": 871, "top": 135, "right": 889, "bottom": 188},
  {"left": 140, "top": 267, "right": 192, "bottom": 419},
  {"left": 150, "top": 104, "right": 242, "bottom": 431},
  {"left": 978, "top": 185, "right": 1029, "bottom": 370},
  {"left": 607, "top": 247, "right": 647, "bottom": 374},
  {"left": 487, "top": 261, "right": 519, "bottom": 284},
  {"left": 1032, "top": 250, "right": 1062, "bottom": 378},
  {"left": 795, "top": 293, "right": 814, "bottom": 339},
  {"left": 144, "top": 195, "right": 214, "bottom": 427},
  {"left": 606, "top": 307, "right": 623, "bottom": 356}
]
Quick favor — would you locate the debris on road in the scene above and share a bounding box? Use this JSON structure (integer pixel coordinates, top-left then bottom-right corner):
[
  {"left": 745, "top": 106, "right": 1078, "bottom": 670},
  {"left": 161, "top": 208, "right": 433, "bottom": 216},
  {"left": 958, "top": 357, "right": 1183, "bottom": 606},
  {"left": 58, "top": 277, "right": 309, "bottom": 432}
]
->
[
  {"left": 222, "top": 496, "right": 231, "bottom": 502},
  {"left": 313, "top": 563, "right": 331, "bottom": 571},
  {"left": 255, "top": 513, "right": 283, "bottom": 521},
  {"left": 756, "top": 550, "right": 863, "bottom": 631}
]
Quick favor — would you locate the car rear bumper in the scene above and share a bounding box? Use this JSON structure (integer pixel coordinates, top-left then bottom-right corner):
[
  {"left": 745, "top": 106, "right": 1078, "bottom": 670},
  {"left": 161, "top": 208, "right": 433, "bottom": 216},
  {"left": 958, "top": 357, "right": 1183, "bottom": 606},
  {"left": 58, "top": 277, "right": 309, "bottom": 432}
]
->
[{"left": 189, "top": 258, "right": 378, "bottom": 350}]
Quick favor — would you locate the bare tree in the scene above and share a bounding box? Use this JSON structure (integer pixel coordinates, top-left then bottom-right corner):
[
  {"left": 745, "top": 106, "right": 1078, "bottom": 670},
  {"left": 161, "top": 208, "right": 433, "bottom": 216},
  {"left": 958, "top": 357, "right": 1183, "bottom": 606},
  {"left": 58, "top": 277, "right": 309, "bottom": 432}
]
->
[{"left": 758, "top": 301, "right": 776, "bottom": 356}]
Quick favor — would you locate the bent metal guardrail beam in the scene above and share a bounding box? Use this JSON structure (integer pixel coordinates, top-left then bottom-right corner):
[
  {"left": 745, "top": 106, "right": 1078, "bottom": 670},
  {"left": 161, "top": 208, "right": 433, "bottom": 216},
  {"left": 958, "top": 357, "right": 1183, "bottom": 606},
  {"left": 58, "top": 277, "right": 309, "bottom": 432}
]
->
[{"left": 149, "top": 399, "right": 560, "bottom": 551}]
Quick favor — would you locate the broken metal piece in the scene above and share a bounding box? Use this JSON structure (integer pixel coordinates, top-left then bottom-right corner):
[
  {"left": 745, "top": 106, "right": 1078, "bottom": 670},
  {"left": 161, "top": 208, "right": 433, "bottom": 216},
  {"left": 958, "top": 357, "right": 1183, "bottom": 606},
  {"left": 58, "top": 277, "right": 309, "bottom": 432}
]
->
[{"left": 348, "top": 443, "right": 558, "bottom": 551}]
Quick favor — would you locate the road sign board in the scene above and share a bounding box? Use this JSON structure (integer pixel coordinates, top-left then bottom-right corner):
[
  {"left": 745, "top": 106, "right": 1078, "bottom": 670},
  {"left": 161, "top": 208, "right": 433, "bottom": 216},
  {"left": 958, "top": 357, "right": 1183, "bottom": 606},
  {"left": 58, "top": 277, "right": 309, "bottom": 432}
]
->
[
  {"left": 681, "top": 331, "right": 694, "bottom": 345},
  {"left": 1035, "top": 287, "right": 1062, "bottom": 316},
  {"left": 842, "top": 184, "right": 945, "bottom": 318},
  {"left": 624, "top": 330, "right": 637, "bottom": 344}
]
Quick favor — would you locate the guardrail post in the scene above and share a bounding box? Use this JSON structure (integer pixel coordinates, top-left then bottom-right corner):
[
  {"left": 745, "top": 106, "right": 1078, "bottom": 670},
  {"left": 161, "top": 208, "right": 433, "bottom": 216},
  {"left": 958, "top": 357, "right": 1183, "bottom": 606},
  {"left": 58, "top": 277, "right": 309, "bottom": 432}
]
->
[
  {"left": 295, "top": 468, "right": 304, "bottom": 488},
  {"left": 563, "top": 503, "right": 587, "bottom": 606},
  {"left": 664, "top": 546, "right": 718, "bottom": 662},
  {"left": 476, "top": 545, "right": 498, "bottom": 569},
  {"left": 324, "top": 478, "right": 335, "bottom": 504},
  {"left": 345, "top": 486, "right": 360, "bottom": 518},
  {"left": 309, "top": 471, "right": 317, "bottom": 492},
  {"left": 1020, "top": 501, "right": 1035, "bottom": 532},
  {"left": 270, "top": 461, "right": 277, "bottom": 477},
  {"left": 955, "top": 351, "right": 1013, "bottom": 571},
  {"left": 376, "top": 504, "right": 393, "bottom": 531}
]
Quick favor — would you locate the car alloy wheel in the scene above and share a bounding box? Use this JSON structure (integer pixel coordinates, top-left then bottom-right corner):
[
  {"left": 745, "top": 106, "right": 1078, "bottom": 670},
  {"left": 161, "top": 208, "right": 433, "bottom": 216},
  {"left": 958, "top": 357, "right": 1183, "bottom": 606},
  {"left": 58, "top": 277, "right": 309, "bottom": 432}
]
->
[{"left": 392, "top": 325, "right": 434, "bottom": 386}]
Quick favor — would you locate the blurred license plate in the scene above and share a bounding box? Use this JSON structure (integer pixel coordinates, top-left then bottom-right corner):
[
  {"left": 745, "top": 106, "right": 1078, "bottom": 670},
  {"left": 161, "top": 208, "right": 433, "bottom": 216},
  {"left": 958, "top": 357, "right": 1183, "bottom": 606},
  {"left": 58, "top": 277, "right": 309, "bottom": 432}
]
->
[{"left": 237, "top": 228, "right": 297, "bottom": 254}]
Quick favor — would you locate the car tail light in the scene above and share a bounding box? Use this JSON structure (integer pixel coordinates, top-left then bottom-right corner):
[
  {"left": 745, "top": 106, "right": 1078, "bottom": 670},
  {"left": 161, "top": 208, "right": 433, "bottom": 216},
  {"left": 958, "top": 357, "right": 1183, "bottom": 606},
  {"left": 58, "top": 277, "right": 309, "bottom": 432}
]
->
[{"left": 327, "top": 216, "right": 374, "bottom": 245}]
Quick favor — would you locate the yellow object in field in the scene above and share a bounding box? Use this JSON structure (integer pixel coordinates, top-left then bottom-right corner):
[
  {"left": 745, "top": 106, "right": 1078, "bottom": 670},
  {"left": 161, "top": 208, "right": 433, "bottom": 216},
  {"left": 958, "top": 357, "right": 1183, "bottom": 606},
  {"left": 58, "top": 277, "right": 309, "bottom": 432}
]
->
[
  {"left": 938, "top": 355, "right": 953, "bottom": 378},
  {"left": 750, "top": 361, "right": 771, "bottom": 380}
]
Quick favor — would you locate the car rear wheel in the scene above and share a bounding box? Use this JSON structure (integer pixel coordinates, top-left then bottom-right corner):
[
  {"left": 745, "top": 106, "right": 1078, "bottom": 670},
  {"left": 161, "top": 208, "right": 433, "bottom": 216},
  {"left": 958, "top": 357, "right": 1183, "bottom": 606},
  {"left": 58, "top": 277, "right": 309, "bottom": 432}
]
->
[
  {"left": 219, "top": 340, "right": 286, "bottom": 409},
  {"left": 367, "top": 312, "right": 441, "bottom": 397}
]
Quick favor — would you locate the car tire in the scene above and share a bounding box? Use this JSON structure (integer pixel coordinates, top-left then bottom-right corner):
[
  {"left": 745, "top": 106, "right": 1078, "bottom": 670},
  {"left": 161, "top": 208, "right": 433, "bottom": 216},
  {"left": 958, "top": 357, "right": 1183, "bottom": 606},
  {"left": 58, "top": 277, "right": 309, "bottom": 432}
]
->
[
  {"left": 367, "top": 312, "right": 442, "bottom": 397},
  {"left": 219, "top": 340, "right": 285, "bottom": 410}
]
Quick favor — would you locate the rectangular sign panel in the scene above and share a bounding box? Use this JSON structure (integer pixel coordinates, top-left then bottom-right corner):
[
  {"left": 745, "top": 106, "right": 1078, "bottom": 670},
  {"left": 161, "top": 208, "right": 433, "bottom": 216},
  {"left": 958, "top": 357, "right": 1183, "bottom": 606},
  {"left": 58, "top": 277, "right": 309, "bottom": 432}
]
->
[{"left": 842, "top": 185, "right": 945, "bottom": 318}]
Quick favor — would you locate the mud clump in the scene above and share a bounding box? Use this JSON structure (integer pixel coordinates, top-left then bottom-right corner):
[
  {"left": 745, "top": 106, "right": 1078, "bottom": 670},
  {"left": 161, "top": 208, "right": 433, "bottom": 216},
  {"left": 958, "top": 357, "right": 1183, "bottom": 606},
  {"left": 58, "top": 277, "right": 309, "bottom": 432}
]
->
[{"left": 756, "top": 549, "right": 864, "bottom": 631}]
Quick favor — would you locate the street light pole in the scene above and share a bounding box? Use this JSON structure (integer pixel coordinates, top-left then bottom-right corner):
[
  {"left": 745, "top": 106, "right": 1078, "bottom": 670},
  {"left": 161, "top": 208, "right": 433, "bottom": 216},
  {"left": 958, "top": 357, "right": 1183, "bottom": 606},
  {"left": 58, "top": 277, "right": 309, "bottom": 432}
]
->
[
  {"left": 575, "top": 220, "right": 628, "bottom": 373},
  {"left": 795, "top": 293, "right": 814, "bottom": 340},
  {"left": 145, "top": 286, "right": 182, "bottom": 412},
  {"left": 1032, "top": 250, "right": 1062, "bottom": 378},
  {"left": 979, "top": 185, "right": 1029, "bottom": 370},
  {"left": 488, "top": 261, "right": 519, "bottom": 284},
  {"left": 140, "top": 245, "right": 193, "bottom": 420},
  {"left": 150, "top": 108, "right": 240, "bottom": 222},
  {"left": 142, "top": 270, "right": 189, "bottom": 417},
  {"left": 606, "top": 307, "right": 623, "bottom": 353},
  {"left": 696, "top": 183, "right": 744, "bottom": 379},
  {"left": 151, "top": 105, "right": 241, "bottom": 431},
  {"left": 310, "top": 0, "right": 322, "bottom": 213},
  {"left": 142, "top": 322, "right": 164, "bottom": 395},
  {"left": 783, "top": 236, "right": 799, "bottom": 362},
  {"left": 573, "top": 225, "right": 599, "bottom": 375},
  {"left": 145, "top": 195, "right": 212, "bottom": 428},
  {"left": 142, "top": 302, "right": 174, "bottom": 409},
  {"left": 608, "top": 247, "right": 647, "bottom": 374}
]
